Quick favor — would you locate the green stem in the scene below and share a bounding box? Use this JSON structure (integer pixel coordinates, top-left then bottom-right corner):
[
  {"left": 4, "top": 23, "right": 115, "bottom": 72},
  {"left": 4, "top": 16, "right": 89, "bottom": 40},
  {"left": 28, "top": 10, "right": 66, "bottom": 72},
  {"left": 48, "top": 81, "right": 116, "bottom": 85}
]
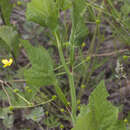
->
[
  {"left": 54, "top": 80, "right": 68, "bottom": 106},
  {"left": 54, "top": 61, "right": 70, "bottom": 71},
  {"left": 6, "top": 83, "right": 31, "bottom": 105},
  {"left": 55, "top": 32, "right": 77, "bottom": 124},
  {"left": 55, "top": 33, "right": 70, "bottom": 75},
  {"left": 88, "top": 24, "right": 98, "bottom": 55},
  {"left": 15, "top": 93, "right": 31, "bottom": 105},
  {"left": 69, "top": 2, "right": 75, "bottom": 66},
  {"left": 68, "top": 72, "right": 77, "bottom": 124},
  {"left": 0, "top": 7, "right": 6, "bottom": 25},
  {"left": 11, "top": 98, "right": 53, "bottom": 109}
]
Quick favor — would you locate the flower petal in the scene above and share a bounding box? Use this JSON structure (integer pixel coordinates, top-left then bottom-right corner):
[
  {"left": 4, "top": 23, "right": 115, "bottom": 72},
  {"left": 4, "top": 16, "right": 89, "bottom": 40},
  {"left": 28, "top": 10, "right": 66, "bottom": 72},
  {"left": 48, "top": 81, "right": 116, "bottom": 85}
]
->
[
  {"left": 8, "top": 58, "right": 13, "bottom": 66},
  {"left": 3, "top": 64, "right": 8, "bottom": 68},
  {"left": 1, "top": 59, "right": 8, "bottom": 65}
]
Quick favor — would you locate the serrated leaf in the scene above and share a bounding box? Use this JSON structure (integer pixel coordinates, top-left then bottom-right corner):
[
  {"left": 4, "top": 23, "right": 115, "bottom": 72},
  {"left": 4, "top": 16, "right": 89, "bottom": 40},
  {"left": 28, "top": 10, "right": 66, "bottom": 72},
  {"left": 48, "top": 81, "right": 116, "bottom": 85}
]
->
[
  {"left": 72, "top": 80, "right": 126, "bottom": 130},
  {"left": 70, "top": 0, "right": 88, "bottom": 45},
  {"left": 0, "top": 26, "right": 20, "bottom": 57},
  {"left": 26, "top": 0, "right": 58, "bottom": 30},
  {"left": 20, "top": 40, "right": 67, "bottom": 105},
  {"left": 0, "top": 0, "right": 12, "bottom": 25},
  {"left": 24, "top": 64, "right": 55, "bottom": 87},
  {"left": 22, "top": 40, "right": 56, "bottom": 87},
  {"left": 25, "top": 107, "right": 44, "bottom": 122}
]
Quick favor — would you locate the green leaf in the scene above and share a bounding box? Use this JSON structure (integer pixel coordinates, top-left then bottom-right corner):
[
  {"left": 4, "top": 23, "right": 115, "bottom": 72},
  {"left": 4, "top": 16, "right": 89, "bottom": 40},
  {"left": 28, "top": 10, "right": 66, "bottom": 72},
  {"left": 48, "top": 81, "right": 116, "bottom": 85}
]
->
[
  {"left": 3, "top": 114, "right": 14, "bottom": 128},
  {"left": 0, "top": 0, "right": 12, "bottom": 25},
  {"left": 0, "top": 107, "right": 14, "bottom": 128},
  {"left": 72, "top": 80, "right": 126, "bottom": 130},
  {"left": 120, "top": 0, "right": 130, "bottom": 45},
  {"left": 24, "top": 64, "right": 56, "bottom": 87},
  {"left": 21, "top": 40, "right": 68, "bottom": 105},
  {"left": 121, "top": 0, "right": 130, "bottom": 17},
  {"left": 0, "top": 26, "right": 20, "bottom": 57},
  {"left": 43, "top": 115, "right": 60, "bottom": 128},
  {"left": 127, "top": 112, "right": 130, "bottom": 123},
  {"left": 0, "top": 107, "right": 12, "bottom": 119},
  {"left": 108, "top": 120, "right": 126, "bottom": 130},
  {"left": 25, "top": 107, "right": 44, "bottom": 122},
  {"left": 56, "top": 0, "right": 72, "bottom": 10},
  {"left": 26, "top": 0, "right": 58, "bottom": 30},
  {"left": 22, "top": 40, "right": 56, "bottom": 87},
  {"left": 70, "top": 0, "right": 88, "bottom": 45}
]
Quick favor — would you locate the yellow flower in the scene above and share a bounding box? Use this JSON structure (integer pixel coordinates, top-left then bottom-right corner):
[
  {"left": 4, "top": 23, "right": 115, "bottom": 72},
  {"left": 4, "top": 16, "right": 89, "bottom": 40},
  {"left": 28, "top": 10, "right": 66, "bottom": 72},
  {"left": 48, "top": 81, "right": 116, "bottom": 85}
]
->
[{"left": 1, "top": 58, "right": 13, "bottom": 68}]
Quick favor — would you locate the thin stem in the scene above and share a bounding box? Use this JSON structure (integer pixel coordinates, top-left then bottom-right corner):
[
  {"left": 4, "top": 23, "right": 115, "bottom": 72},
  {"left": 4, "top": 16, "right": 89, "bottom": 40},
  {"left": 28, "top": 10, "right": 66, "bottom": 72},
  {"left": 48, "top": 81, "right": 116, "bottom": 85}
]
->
[
  {"left": 14, "top": 93, "right": 31, "bottom": 105},
  {"left": 55, "top": 33, "right": 70, "bottom": 74},
  {"left": 88, "top": 24, "right": 98, "bottom": 55},
  {"left": 55, "top": 32, "right": 76, "bottom": 124},
  {"left": 54, "top": 80, "right": 68, "bottom": 106},
  {"left": 54, "top": 61, "right": 70, "bottom": 71},
  {"left": 11, "top": 98, "right": 53, "bottom": 109},
  {"left": 54, "top": 49, "right": 128, "bottom": 77},
  {"left": 68, "top": 72, "right": 77, "bottom": 124},
  {"left": 69, "top": 1, "right": 75, "bottom": 66},
  {"left": 1, "top": 83, "right": 12, "bottom": 106},
  {"left": 0, "top": 7, "right": 6, "bottom": 25},
  {"left": 5, "top": 82, "right": 31, "bottom": 105},
  {"left": 56, "top": 71, "right": 66, "bottom": 76}
]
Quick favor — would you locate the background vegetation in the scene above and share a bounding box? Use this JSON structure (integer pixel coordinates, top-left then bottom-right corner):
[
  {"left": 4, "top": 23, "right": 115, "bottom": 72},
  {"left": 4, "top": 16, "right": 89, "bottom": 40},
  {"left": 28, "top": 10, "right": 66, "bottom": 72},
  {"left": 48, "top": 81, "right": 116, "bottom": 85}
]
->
[{"left": 0, "top": 0, "right": 130, "bottom": 129}]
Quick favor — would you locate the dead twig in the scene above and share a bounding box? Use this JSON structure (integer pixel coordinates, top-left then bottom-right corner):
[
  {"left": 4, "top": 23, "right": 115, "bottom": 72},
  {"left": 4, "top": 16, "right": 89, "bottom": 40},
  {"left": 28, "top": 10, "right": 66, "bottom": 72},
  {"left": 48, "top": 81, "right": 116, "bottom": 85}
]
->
[{"left": 90, "top": 49, "right": 129, "bottom": 57}]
